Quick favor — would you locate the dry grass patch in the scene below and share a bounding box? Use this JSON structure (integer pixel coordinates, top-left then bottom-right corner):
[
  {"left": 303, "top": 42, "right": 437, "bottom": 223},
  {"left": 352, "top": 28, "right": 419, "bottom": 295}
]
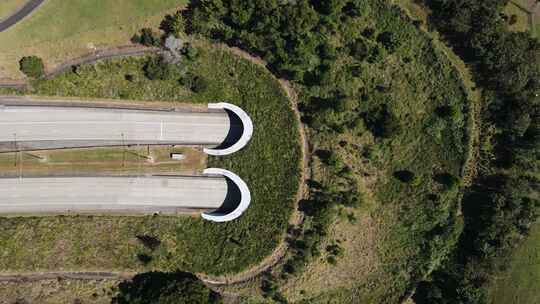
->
[{"left": 281, "top": 210, "right": 381, "bottom": 302}]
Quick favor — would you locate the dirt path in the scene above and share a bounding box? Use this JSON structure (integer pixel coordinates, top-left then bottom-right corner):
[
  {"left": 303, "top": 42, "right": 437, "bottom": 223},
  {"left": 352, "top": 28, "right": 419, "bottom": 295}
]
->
[
  {"left": 0, "top": 44, "right": 157, "bottom": 89},
  {"left": 0, "top": 271, "right": 135, "bottom": 282}
]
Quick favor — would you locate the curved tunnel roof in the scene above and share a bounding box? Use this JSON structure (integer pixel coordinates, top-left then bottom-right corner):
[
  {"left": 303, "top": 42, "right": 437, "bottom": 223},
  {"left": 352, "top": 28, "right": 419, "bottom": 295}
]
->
[
  {"left": 201, "top": 168, "right": 251, "bottom": 222},
  {"left": 204, "top": 103, "right": 254, "bottom": 156}
]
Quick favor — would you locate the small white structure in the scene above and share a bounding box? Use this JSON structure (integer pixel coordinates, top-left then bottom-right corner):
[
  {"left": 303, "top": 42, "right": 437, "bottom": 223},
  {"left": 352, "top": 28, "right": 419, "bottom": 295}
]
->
[{"left": 170, "top": 153, "right": 185, "bottom": 160}]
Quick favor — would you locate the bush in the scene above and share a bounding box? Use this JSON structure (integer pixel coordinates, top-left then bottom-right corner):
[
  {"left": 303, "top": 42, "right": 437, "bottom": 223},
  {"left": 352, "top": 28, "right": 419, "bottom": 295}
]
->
[
  {"left": 190, "top": 75, "right": 209, "bottom": 93},
  {"left": 112, "top": 271, "right": 221, "bottom": 304},
  {"left": 181, "top": 43, "right": 199, "bottom": 61},
  {"left": 434, "top": 173, "right": 460, "bottom": 190},
  {"left": 144, "top": 56, "right": 181, "bottom": 80},
  {"left": 19, "top": 56, "right": 44, "bottom": 78},
  {"left": 132, "top": 28, "right": 161, "bottom": 47},
  {"left": 161, "top": 11, "right": 185, "bottom": 37},
  {"left": 394, "top": 170, "right": 416, "bottom": 183}
]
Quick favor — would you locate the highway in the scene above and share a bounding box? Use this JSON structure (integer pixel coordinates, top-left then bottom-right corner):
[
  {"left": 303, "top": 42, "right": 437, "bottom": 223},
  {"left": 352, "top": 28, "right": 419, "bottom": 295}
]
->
[
  {"left": 0, "top": 176, "right": 228, "bottom": 214},
  {"left": 0, "top": 99, "right": 252, "bottom": 221},
  {"left": 0, "top": 105, "right": 234, "bottom": 151}
]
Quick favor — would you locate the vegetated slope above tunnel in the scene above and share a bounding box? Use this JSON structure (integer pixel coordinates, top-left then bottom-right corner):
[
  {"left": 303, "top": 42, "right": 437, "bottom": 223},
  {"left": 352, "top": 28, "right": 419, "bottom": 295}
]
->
[{"left": 0, "top": 43, "right": 301, "bottom": 275}]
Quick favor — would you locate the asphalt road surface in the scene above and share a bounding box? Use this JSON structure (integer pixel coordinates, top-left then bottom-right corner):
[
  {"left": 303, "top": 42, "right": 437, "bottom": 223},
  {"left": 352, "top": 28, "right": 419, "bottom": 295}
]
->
[
  {"left": 0, "top": 105, "right": 233, "bottom": 150},
  {"left": 0, "top": 0, "right": 45, "bottom": 32},
  {"left": 0, "top": 175, "right": 228, "bottom": 214}
]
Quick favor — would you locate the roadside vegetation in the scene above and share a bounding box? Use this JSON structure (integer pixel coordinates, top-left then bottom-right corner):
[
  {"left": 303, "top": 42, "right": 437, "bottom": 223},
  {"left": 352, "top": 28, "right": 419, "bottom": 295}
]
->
[{"left": 0, "top": 41, "right": 302, "bottom": 276}]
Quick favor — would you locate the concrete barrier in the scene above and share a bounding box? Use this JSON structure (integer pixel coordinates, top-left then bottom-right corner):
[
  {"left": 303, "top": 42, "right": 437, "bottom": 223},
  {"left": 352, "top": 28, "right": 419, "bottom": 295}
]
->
[
  {"left": 204, "top": 103, "right": 253, "bottom": 156},
  {"left": 201, "top": 168, "right": 251, "bottom": 222}
]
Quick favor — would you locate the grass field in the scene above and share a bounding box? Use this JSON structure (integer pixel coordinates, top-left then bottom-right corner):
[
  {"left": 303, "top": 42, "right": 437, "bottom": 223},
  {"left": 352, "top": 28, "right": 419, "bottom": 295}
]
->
[
  {"left": 0, "top": 146, "right": 205, "bottom": 177},
  {"left": 0, "top": 0, "right": 25, "bottom": 20},
  {"left": 0, "top": 0, "right": 186, "bottom": 79},
  {"left": 0, "top": 41, "right": 302, "bottom": 276},
  {"left": 504, "top": 2, "right": 533, "bottom": 33},
  {"left": 489, "top": 222, "right": 540, "bottom": 304}
]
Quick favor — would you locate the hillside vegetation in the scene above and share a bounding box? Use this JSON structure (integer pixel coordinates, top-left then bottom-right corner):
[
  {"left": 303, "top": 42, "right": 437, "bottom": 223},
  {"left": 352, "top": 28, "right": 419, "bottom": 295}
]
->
[
  {"left": 185, "top": 0, "right": 473, "bottom": 302},
  {"left": 412, "top": 0, "right": 540, "bottom": 303}
]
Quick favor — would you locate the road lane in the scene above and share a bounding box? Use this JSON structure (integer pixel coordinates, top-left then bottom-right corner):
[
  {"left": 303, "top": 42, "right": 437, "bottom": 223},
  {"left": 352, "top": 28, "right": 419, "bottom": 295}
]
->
[
  {"left": 0, "top": 176, "right": 228, "bottom": 214},
  {"left": 0, "top": 105, "right": 233, "bottom": 150}
]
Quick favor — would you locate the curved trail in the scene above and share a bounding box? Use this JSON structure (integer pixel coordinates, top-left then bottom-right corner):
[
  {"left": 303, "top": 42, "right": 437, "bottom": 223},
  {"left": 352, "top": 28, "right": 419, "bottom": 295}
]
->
[
  {"left": 0, "top": 45, "right": 157, "bottom": 89},
  {"left": 0, "top": 0, "right": 45, "bottom": 32}
]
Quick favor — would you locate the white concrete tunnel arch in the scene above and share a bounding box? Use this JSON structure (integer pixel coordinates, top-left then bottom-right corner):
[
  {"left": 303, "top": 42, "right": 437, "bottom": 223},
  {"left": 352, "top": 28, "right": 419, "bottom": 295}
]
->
[
  {"left": 201, "top": 168, "right": 251, "bottom": 222},
  {"left": 204, "top": 103, "right": 254, "bottom": 156}
]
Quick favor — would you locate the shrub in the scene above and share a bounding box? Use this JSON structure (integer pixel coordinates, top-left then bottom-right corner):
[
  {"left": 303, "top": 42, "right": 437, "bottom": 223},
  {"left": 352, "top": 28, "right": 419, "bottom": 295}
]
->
[
  {"left": 326, "top": 255, "right": 337, "bottom": 265},
  {"left": 349, "top": 38, "right": 370, "bottom": 61},
  {"left": 19, "top": 56, "right": 44, "bottom": 78},
  {"left": 161, "top": 11, "right": 185, "bottom": 37},
  {"left": 136, "top": 235, "right": 161, "bottom": 251},
  {"left": 132, "top": 28, "right": 161, "bottom": 47},
  {"left": 181, "top": 43, "right": 199, "bottom": 61},
  {"left": 394, "top": 170, "right": 416, "bottom": 183},
  {"left": 137, "top": 253, "right": 152, "bottom": 265},
  {"left": 190, "top": 75, "right": 209, "bottom": 93},
  {"left": 112, "top": 271, "right": 221, "bottom": 304},
  {"left": 434, "top": 173, "right": 461, "bottom": 190},
  {"left": 377, "top": 31, "right": 400, "bottom": 52},
  {"left": 144, "top": 56, "right": 181, "bottom": 80}
]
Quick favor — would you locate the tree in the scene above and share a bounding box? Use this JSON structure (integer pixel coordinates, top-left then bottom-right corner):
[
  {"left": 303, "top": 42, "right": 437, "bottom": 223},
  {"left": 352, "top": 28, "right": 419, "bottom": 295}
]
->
[
  {"left": 132, "top": 28, "right": 161, "bottom": 47},
  {"left": 377, "top": 31, "right": 400, "bottom": 52},
  {"left": 144, "top": 56, "right": 181, "bottom": 80},
  {"left": 19, "top": 56, "right": 44, "bottom": 78},
  {"left": 112, "top": 271, "right": 222, "bottom": 304},
  {"left": 190, "top": 75, "right": 209, "bottom": 93},
  {"left": 161, "top": 11, "right": 185, "bottom": 37},
  {"left": 181, "top": 43, "right": 199, "bottom": 60},
  {"left": 349, "top": 38, "right": 370, "bottom": 61}
]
